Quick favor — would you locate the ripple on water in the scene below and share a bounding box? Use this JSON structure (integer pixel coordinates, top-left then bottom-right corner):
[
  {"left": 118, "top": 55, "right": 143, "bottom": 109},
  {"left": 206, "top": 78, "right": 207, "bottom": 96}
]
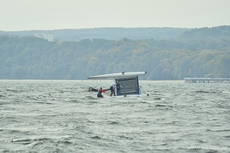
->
[{"left": 0, "top": 80, "right": 230, "bottom": 152}]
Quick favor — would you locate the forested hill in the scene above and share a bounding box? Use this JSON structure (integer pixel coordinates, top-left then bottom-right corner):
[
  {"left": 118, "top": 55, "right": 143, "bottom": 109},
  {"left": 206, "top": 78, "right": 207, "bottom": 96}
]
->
[
  {"left": 0, "top": 26, "right": 230, "bottom": 80},
  {"left": 177, "top": 25, "right": 230, "bottom": 40},
  {"left": 0, "top": 27, "right": 188, "bottom": 41}
]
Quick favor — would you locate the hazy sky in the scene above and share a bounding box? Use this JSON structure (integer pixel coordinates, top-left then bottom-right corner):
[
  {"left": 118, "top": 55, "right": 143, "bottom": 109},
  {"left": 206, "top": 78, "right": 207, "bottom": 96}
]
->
[{"left": 1, "top": 0, "right": 230, "bottom": 31}]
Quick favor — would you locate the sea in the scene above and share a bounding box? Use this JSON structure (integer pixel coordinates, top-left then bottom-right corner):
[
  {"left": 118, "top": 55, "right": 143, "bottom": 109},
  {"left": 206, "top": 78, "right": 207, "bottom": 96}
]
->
[{"left": 0, "top": 80, "right": 230, "bottom": 153}]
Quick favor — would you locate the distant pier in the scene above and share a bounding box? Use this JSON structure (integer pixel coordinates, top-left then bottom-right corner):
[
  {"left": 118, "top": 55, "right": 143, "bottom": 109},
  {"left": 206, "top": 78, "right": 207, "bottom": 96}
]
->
[{"left": 184, "top": 78, "right": 230, "bottom": 83}]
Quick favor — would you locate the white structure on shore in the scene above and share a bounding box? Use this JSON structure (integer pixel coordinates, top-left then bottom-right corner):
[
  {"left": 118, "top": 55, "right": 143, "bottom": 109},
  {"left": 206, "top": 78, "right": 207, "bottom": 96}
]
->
[
  {"left": 184, "top": 78, "right": 230, "bottom": 83},
  {"left": 33, "top": 33, "right": 54, "bottom": 41}
]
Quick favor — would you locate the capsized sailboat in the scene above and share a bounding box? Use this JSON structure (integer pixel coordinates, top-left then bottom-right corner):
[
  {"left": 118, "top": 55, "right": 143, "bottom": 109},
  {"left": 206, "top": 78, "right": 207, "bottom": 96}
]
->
[{"left": 88, "top": 71, "right": 149, "bottom": 97}]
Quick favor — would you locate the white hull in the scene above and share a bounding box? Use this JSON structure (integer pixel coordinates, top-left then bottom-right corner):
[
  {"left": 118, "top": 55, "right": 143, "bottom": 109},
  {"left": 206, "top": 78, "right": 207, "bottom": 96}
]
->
[
  {"left": 88, "top": 71, "right": 149, "bottom": 97},
  {"left": 88, "top": 71, "right": 146, "bottom": 79}
]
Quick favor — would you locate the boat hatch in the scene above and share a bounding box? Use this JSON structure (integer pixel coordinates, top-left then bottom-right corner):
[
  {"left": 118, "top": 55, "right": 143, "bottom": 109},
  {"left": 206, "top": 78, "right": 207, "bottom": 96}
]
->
[{"left": 115, "top": 77, "right": 140, "bottom": 96}]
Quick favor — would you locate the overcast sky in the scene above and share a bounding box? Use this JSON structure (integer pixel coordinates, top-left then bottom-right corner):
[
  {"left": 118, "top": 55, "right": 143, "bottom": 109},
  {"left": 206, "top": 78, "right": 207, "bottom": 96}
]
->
[{"left": 1, "top": 0, "right": 230, "bottom": 31}]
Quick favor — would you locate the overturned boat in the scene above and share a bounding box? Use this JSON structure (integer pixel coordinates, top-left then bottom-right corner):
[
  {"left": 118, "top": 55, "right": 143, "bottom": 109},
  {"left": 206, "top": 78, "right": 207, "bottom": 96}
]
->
[{"left": 88, "top": 71, "right": 149, "bottom": 97}]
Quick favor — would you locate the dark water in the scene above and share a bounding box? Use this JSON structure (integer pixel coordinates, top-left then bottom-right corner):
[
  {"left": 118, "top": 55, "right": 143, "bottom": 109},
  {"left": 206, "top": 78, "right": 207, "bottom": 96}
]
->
[{"left": 0, "top": 80, "right": 230, "bottom": 153}]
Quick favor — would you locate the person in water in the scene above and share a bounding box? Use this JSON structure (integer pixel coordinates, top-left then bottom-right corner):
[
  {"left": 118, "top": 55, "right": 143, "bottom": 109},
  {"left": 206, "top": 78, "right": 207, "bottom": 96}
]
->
[
  {"left": 110, "top": 83, "right": 116, "bottom": 96},
  {"left": 97, "top": 87, "right": 105, "bottom": 98},
  {"left": 116, "top": 83, "right": 121, "bottom": 96}
]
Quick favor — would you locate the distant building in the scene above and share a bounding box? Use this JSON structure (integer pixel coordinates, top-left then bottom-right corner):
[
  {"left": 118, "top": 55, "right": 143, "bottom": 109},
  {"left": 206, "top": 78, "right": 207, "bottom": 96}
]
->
[
  {"left": 184, "top": 78, "right": 230, "bottom": 83},
  {"left": 33, "top": 33, "right": 54, "bottom": 41}
]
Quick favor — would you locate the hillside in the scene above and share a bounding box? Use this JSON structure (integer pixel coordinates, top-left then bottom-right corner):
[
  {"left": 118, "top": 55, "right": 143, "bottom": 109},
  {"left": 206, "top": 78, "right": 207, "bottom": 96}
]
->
[
  {"left": 0, "top": 26, "right": 230, "bottom": 80},
  {"left": 0, "top": 27, "right": 188, "bottom": 41},
  {"left": 177, "top": 25, "right": 230, "bottom": 40}
]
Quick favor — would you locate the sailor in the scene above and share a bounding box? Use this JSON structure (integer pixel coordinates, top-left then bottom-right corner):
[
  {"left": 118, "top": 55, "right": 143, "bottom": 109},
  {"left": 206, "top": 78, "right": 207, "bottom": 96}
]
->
[
  {"left": 116, "top": 83, "right": 121, "bottom": 95},
  {"left": 97, "top": 87, "right": 105, "bottom": 98},
  {"left": 110, "top": 83, "right": 116, "bottom": 96}
]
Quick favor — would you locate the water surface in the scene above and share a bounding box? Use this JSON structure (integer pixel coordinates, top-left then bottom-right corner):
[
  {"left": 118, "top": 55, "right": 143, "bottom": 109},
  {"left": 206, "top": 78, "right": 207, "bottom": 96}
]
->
[{"left": 0, "top": 80, "right": 230, "bottom": 152}]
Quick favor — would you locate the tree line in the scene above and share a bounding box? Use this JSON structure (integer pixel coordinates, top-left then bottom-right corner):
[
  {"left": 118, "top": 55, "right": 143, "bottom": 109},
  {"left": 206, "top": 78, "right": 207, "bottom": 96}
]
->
[
  {"left": 0, "top": 27, "right": 188, "bottom": 41},
  {"left": 0, "top": 26, "right": 230, "bottom": 80}
]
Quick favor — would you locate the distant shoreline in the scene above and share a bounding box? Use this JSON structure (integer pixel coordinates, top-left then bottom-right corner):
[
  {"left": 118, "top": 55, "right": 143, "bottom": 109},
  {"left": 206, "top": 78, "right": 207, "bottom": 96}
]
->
[{"left": 0, "top": 79, "right": 184, "bottom": 82}]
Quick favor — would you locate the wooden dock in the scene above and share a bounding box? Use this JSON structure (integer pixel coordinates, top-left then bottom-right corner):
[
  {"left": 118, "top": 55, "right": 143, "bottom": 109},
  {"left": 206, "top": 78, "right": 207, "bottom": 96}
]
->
[{"left": 184, "top": 78, "right": 230, "bottom": 83}]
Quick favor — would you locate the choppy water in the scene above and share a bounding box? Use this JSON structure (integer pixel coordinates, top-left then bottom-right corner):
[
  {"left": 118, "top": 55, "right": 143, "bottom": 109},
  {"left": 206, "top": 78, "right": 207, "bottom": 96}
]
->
[{"left": 0, "top": 80, "right": 230, "bottom": 153}]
